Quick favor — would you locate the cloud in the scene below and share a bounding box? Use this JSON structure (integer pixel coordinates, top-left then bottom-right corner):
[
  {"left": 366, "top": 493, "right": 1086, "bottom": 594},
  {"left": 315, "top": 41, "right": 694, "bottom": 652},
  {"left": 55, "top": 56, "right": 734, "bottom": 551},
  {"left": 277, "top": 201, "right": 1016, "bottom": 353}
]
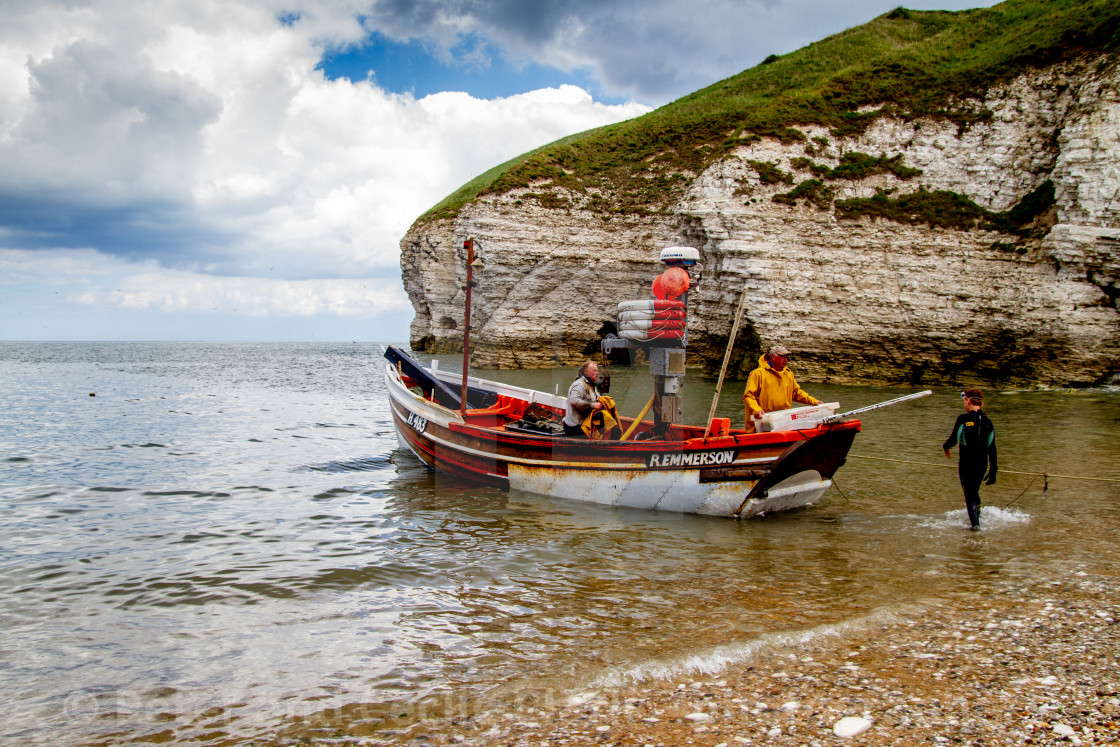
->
[
  {"left": 0, "top": 247, "right": 131, "bottom": 285},
  {"left": 78, "top": 271, "right": 401, "bottom": 318},
  {"left": 0, "top": 0, "right": 647, "bottom": 285},
  {"left": 11, "top": 40, "right": 222, "bottom": 202},
  {"left": 0, "top": 247, "right": 408, "bottom": 319},
  {"left": 217, "top": 80, "right": 644, "bottom": 278}
]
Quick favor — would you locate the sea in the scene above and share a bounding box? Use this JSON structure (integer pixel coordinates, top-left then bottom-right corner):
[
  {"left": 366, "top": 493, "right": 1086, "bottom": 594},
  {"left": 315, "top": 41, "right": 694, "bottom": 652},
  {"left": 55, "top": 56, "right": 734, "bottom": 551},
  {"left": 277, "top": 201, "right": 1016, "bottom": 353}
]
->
[{"left": 1, "top": 342, "right": 1118, "bottom": 745}]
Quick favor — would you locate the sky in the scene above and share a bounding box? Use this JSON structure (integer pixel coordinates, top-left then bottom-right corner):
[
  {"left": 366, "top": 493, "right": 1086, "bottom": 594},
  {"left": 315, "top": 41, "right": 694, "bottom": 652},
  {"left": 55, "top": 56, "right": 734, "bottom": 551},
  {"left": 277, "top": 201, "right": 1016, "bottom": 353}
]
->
[{"left": 0, "top": 0, "right": 998, "bottom": 342}]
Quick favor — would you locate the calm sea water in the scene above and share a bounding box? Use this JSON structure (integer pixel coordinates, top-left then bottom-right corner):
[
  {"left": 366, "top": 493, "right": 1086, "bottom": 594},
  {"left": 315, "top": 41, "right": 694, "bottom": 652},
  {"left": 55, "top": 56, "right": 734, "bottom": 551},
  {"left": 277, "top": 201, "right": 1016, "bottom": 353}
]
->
[{"left": 1, "top": 342, "right": 1118, "bottom": 745}]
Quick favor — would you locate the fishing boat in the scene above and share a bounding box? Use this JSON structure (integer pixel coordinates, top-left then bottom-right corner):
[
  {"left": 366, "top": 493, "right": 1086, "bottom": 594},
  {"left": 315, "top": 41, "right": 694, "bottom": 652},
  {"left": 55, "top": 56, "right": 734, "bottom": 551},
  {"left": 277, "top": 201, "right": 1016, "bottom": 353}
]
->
[
  {"left": 384, "top": 345, "right": 861, "bottom": 517},
  {"left": 382, "top": 241, "right": 916, "bottom": 519}
]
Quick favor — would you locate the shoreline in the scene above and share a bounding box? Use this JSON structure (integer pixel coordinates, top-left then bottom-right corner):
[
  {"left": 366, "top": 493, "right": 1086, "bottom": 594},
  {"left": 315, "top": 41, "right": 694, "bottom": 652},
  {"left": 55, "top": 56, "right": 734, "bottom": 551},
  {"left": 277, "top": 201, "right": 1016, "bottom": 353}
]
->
[{"left": 371, "top": 572, "right": 1119, "bottom": 746}]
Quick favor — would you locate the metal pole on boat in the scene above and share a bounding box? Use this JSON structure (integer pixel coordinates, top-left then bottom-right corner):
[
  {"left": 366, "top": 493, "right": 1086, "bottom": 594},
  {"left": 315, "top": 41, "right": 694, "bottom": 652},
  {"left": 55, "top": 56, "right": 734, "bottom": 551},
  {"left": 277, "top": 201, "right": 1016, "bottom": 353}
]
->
[
  {"left": 822, "top": 389, "right": 933, "bottom": 422},
  {"left": 459, "top": 238, "right": 480, "bottom": 419},
  {"left": 619, "top": 394, "right": 655, "bottom": 441},
  {"left": 703, "top": 283, "right": 750, "bottom": 437}
]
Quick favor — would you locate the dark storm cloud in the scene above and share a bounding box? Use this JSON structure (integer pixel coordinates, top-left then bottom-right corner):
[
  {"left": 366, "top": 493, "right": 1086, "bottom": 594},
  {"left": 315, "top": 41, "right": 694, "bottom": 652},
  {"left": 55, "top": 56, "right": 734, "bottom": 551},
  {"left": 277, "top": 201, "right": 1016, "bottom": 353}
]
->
[
  {"left": 0, "top": 190, "right": 234, "bottom": 267},
  {"left": 0, "top": 36, "right": 227, "bottom": 266}
]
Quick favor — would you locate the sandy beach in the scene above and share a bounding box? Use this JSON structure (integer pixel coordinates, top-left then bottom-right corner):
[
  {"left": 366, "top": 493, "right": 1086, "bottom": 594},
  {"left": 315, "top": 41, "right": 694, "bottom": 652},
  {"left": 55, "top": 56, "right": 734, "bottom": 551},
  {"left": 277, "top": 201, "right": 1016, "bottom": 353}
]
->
[{"left": 365, "top": 571, "right": 1120, "bottom": 747}]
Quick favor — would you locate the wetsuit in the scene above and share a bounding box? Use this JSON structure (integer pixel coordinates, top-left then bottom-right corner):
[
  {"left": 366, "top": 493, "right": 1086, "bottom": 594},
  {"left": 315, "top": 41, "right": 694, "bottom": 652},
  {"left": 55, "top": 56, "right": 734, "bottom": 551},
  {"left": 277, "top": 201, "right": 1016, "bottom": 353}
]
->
[{"left": 943, "top": 410, "right": 997, "bottom": 528}]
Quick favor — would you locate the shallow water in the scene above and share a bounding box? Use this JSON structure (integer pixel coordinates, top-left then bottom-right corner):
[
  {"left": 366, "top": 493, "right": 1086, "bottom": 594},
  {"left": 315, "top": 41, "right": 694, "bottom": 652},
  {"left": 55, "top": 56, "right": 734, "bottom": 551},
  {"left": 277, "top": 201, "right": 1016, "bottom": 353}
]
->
[{"left": 1, "top": 343, "right": 1117, "bottom": 744}]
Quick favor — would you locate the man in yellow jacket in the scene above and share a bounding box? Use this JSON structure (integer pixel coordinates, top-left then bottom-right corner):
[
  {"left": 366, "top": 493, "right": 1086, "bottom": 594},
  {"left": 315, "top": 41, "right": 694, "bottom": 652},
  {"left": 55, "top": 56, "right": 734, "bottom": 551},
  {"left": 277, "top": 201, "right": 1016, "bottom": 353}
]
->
[{"left": 742, "top": 345, "right": 821, "bottom": 430}]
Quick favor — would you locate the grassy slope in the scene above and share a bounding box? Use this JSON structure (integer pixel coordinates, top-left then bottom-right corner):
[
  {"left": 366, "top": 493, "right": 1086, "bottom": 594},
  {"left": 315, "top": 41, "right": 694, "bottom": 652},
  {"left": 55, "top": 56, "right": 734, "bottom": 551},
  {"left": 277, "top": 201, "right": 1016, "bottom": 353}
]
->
[{"left": 415, "top": 0, "right": 1120, "bottom": 226}]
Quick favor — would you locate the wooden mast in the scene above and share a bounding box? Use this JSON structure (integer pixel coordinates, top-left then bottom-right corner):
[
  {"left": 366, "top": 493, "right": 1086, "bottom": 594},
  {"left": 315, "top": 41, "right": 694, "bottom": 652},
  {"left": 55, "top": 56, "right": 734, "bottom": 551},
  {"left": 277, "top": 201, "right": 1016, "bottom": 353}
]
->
[
  {"left": 459, "top": 238, "right": 476, "bottom": 419},
  {"left": 703, "top": 283, "right": 750, "bottom": 437}
]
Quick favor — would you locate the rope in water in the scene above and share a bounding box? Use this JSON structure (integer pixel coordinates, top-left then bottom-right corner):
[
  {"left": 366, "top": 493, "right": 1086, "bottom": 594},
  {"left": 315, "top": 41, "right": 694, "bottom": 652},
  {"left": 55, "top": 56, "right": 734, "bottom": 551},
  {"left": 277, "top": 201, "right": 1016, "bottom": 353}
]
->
[{"left": 848, "top": 454, "right": 1120, "bottom": 484}]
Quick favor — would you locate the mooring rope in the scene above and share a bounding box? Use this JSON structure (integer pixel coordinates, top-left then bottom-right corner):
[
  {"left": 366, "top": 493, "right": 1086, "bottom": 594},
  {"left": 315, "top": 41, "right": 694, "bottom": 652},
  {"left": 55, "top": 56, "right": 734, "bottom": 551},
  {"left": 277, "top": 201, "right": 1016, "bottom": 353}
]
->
[
  {"left": 1002, "top": 474, "right": 1040, "bottom": 509},
  {"left": 848, "top": 454, "right": 1120, "bottom": 484}
]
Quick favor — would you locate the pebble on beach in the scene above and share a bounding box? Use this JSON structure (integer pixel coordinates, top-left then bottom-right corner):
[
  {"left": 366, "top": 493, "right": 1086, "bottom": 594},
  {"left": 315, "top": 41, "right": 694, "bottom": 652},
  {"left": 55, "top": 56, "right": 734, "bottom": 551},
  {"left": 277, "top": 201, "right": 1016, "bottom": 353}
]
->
[
  {"left": 348, "top": 572, "right": 1120, "bottom": 747},
  {"left": 832, "top": 715, "right": 872, "bottom": 738}
]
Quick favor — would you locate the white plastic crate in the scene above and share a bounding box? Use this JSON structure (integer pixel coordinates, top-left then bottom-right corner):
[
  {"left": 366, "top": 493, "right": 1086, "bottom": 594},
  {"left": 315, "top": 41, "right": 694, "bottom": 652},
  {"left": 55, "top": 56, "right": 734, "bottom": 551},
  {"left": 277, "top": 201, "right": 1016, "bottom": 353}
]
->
[{"left": 756, "top": 402, "right": 840, "bottom": 432}]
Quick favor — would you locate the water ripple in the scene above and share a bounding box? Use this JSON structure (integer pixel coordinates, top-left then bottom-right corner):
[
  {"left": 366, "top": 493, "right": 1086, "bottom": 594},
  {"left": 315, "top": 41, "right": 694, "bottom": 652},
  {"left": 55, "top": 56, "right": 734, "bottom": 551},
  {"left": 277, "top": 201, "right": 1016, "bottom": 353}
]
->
[{"left": 303, "top": 455, "right": 395, "bottom": 472}]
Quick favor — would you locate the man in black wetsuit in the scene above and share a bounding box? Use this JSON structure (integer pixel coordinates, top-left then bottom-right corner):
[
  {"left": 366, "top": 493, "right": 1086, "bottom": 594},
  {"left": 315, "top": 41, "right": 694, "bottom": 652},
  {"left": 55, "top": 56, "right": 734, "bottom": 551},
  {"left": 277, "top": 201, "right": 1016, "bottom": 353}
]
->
[{"left": 943, "top": 388, "right": 997, "bottom": 530}]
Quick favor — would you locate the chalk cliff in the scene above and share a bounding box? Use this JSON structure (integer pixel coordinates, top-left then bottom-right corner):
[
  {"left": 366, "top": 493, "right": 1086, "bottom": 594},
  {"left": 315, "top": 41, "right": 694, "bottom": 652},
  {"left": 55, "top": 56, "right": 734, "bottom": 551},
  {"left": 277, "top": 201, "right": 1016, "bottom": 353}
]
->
[{"left": 400, "top": 54, "right": 1120, "bottom": 387}]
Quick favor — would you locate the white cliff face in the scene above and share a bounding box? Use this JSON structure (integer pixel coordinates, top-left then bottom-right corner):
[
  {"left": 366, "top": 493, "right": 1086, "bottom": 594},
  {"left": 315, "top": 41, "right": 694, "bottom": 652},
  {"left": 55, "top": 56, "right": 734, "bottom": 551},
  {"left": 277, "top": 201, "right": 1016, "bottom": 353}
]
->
[
  {"left": 402, "top": 207, "right": 680, "bottom": 367},
  {"left": 401, "top": 57, "right": 1120, "bottom": 387}
]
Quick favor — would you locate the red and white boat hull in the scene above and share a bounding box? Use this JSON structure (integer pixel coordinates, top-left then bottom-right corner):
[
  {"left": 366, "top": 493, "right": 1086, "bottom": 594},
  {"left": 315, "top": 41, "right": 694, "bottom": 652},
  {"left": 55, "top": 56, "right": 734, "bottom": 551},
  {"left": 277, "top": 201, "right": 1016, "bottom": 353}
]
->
[{"left": 384, "top": 358, "right": 859, "bottom": 518}]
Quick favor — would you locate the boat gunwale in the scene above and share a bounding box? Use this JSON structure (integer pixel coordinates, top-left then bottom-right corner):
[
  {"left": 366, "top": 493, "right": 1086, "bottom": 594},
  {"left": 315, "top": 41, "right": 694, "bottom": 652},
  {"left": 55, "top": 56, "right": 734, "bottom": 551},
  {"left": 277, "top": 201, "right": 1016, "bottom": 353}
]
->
[{"left": 385, "top": 361, "right": 861, "bottom": 459}]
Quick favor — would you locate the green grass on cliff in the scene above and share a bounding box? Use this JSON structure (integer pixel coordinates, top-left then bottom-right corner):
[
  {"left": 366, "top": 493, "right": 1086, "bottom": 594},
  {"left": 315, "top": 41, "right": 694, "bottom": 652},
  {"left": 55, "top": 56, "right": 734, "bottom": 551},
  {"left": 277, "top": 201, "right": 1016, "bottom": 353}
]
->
[
  {"left": 416, "top": 0, "right": 1120, "bottom": 225},
  {"left": 833, "top": 179, "right": 1056, "bottom": 235}
]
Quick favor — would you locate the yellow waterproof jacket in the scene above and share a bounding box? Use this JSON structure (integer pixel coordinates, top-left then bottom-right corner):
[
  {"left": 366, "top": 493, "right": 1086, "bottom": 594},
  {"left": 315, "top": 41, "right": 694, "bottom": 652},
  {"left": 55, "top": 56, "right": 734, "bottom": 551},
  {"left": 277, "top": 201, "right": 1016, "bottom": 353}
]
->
[
  {"left": 742, "top": 355, "right": 819, "bottom": 423},
  {"left": 581, "top": 395, "right": 621, "bottom": 440}
]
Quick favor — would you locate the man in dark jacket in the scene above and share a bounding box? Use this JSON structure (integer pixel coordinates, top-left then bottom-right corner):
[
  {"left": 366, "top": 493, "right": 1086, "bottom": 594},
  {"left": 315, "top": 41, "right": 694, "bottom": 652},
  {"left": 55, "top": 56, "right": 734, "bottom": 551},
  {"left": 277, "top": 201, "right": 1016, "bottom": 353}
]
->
[{"left": 943, "top": 388, "right": 997, "bottom": 530}]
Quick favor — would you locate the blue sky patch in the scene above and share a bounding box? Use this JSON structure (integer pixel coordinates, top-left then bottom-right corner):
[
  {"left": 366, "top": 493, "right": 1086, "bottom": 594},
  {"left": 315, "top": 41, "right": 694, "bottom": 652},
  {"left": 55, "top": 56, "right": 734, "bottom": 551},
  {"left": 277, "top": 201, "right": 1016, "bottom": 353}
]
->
[{"left": 317, "top": 31, "right": 626, "bottom": 104}]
